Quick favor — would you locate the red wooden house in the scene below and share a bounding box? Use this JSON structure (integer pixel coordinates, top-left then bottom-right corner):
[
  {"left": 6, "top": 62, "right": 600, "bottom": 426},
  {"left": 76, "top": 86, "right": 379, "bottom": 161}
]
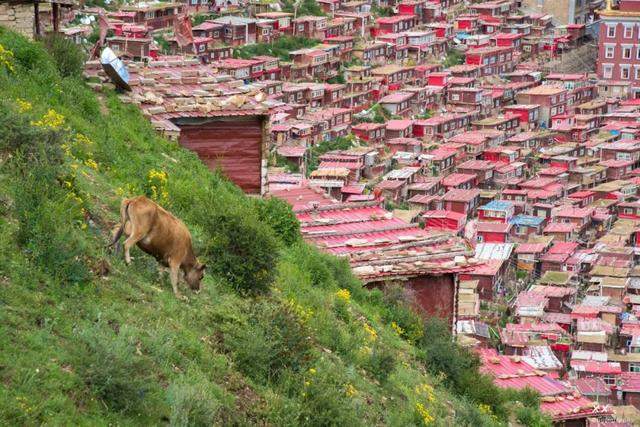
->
[{"left": 442, "top": 188, "right": 481, "bottom": 218}]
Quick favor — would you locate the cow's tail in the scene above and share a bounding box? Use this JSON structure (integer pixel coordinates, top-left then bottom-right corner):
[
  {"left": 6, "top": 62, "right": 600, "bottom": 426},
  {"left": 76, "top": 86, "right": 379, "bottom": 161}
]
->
[{"left": 107, "top": 198, "right": 131, "bottom": 250}]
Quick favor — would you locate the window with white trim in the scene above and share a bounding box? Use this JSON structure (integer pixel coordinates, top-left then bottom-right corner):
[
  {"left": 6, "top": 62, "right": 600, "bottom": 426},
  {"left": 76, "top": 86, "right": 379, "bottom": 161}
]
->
[
  {"left": 603, "top": 64, "right": 613, "bottom": 78},
  {"left": 630, "top": 363, "right": 640, "bottom": 372},
  {"left": 624, "top": 46, "right": 632, "bottom": 59},
  {"left": 605, "top": 45, "right": 615, "bottom": 58},
  {"left": 625, "top": 25, "right": 634, "bottom": 38},
  {"left": 608, "top": 25, "right": 616, "bottom": 38},
  {"left": 622, "top": 65, "right": 631, "bottom": 79}
]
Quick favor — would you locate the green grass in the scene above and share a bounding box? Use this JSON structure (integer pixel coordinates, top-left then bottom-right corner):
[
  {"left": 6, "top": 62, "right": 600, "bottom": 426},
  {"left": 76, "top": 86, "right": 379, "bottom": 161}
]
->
[
  {"left": 0, "top": 28, "right": 550, "bottom": 426},
  {"left": 234, "top": 36, "right": 321, "bottom": 61}
]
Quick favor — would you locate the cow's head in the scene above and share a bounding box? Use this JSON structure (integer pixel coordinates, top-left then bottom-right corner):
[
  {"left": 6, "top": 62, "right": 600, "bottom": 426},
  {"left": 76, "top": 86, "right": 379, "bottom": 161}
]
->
[{"left": 186, "top": 262, "right": 206, "bottom": 291}]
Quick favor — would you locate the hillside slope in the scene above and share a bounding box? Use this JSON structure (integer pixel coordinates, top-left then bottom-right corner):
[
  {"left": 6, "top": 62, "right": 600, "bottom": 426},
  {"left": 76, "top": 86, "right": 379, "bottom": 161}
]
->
[{"left": 0, "top": 30, "right": 547, "bottom": 426}]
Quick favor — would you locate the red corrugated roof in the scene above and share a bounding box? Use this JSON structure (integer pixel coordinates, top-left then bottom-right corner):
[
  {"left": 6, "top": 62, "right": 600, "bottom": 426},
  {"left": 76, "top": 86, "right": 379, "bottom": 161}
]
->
[{"left": 570, "top": 360, "right": 621, "bottom": 375}]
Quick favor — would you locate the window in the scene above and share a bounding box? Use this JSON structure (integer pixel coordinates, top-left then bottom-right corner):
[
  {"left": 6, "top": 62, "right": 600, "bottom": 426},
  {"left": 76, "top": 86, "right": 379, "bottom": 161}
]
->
[
  {"left": 607, "top": 25, "right": 616, "bottom": 38},
  {"left": 630, "top": 363, "right": 640, "bottom": 372},
  {"left": 625, "top": 25, "right": 634, "bottom": 38},
  {"left": 622, "top": 65, "right": 631, "bottom": 79},
  {"left": 635, "top": 67, "right": 640, "bottom": 80},
  {"left": 605, "top": 45, "right": 614, "bottom": 58},
  {"left": 623, "top": 46, "right": 632, "bottom": 59},
  {"left": 603, "top": 64, "right": 613, "bottom": 78},
  {"left": 603, "top": 375, "right": 616, "bottom": 386}
]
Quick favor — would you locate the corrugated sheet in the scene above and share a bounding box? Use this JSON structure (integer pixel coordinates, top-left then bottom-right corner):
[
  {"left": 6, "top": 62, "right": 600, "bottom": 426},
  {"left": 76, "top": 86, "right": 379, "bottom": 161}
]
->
[{"left": 178, "top": 117, "right": 263, "bottom": 194}]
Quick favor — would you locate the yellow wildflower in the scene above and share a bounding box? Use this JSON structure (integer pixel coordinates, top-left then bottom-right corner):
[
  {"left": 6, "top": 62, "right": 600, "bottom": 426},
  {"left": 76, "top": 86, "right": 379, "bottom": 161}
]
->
[
  {"left": 415, "top": 383, "right": 435, "bottom": 402},
  {"left": 478, "top": 404, "right": 492, "bottom": 415},
  {"left": 0, "top": 44, "right": 15, "bottom": 72},
  {"left": 84, "top": 159, "right": 98, "bottom": 170},
  {"left": 74, "top": 133, "right": 94, "bottom": 146},
  {"left": 363, "top": 323, "right": 377, "bottom": 342},
  {"left": 335, "top": 288, "right": 351, "bottom": 303},
  {"left": 308, "top": 368, "right": 317, "bottom": 375},
  {"left": 345, "top": 383, "right": 357, "bottom": 397},
  {"left": 285, "top": 298, "right": 313, "bottom": 323},
  {"left": 391, "top": 321, "right": 404, "bottom": 336},
  {"left": 31, "top": 109, "right": 65, "bottom": 129},
  {"left": 16, "top": 98, "right": 32, "bottom": 113},
  {"left": 415, "top": 402, "right": 434, "bottom": 425}
]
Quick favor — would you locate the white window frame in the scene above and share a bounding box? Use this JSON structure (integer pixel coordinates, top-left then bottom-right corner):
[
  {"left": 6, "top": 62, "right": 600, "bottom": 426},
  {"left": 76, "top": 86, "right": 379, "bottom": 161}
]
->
[
  {"left": 607, "top": 25, "right": 616, "bottom": 38},
  {"left": 605, "top": 44, "right": 615, "bottom": 59},
  {"left": 625, "top": 25, "right": 634, "bottom": 39}
]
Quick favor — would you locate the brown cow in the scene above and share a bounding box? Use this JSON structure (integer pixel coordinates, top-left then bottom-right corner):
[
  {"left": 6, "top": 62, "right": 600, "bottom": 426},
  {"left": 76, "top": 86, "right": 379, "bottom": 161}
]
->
[{"left": 110, "top": 196, "right": 205, "bottom": 299}]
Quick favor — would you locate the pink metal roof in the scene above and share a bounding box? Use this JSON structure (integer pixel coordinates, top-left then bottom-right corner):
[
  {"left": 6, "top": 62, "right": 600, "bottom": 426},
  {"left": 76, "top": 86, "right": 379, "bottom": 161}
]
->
[
  {"left": 385, "top": 119, "right": 414, "bottom": 130},
  {"left": 548, "top": 242, "right": 580, "bottom": 255},
  {"left": 457, "top": 159, "right": 495, "bottom": 170},
  {"left": 543, "top": 222, "right": 576, "bottom": 233},
  {"left": 422, "top": 210, "right": 466, "bottom": 220},
  {"left": 442, "top": 188, "right": 480, "bottom": 202},
  {"left": 570, "top": 360, "right": 621, "bottom": 375},
  {"left": 441, "top": 173, "right": 476, "bottom": 187},
  {"left": 619, "top": 372, "right": 640, "bottom": 392},
  {"left": 478, "top": 349, "right": 570, "bottom": 396},
  {"left": 530, "top": 285, "right": 576, "bottom": 298},
  {"left": 515, "top": 243, "right": 547, "bottom": 254}
]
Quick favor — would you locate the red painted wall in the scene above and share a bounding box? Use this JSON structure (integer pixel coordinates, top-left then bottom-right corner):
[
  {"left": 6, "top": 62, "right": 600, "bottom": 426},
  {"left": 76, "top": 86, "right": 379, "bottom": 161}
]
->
[
  {"left": 176, "top": 116, "right": 265, "bottom": 194},
  {"left": 406, "top": 274, "right": 456, "bottom": 327}
]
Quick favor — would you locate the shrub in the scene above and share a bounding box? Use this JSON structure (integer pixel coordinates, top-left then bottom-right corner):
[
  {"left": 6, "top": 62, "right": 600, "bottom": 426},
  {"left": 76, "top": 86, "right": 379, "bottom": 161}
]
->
[
  {"left": 0, "top": 102, "right": 64, "bottom": 162},
  {"left": 0, "top": 28, "right": 55, "bottom": 75},
  {"left": 200, "top": 201, "right": 279, "bottom": 295},
  {"left": 224, "top": 301, "right": 312, "bottom": 383},
  {"left": 296, "top": 362, "right": 362, "bottom": 426},
  {"left": 379, "top": 285, "right": 424, "bottom": 343},
  {"left": 2, "top": 104, "right": 91, "bottom": 285},
  {"left": 254, "top": 196, "right": 300, "bottom": 246},
  {"left": 73, "top": 324, "right": 155, "bottom": 414},
  {"left": 515, "top": 405, "right": 553, "bottom": 427},
  {"left": 364, "top": 343, "right": 396, "bottom": 383},
  {"left": 42, "top": 33, "right": 85, "bottom": 78},
  {"left": 166, "top": 375, "right": 226, "bottom": 427}
]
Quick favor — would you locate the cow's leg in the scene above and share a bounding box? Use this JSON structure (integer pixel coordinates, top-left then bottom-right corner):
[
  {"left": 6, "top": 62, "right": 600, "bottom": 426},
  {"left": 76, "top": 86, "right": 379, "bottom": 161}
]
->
[
  {"left": 123, "top": 229, "right": 143, "bottom": 265},
  {"left": 169, "top": 261, "right": 184, "bottom": 300}
]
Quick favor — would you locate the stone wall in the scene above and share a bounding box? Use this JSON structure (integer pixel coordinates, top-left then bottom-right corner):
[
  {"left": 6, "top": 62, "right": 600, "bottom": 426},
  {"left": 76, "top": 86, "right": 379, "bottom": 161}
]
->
[{"left": 0, "top": 3, "right": 35, "bottom": 39}]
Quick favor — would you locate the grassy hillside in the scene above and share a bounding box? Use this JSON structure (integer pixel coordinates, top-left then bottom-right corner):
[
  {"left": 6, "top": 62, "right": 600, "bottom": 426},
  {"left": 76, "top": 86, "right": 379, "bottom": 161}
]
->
[{"left": 0, "top": 30, "right": 549, "bottom": 426}]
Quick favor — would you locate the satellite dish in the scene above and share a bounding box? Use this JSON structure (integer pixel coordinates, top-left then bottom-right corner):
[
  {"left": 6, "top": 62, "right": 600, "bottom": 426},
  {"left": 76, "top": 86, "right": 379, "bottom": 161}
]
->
[{"left": 100, "top": 47, "right": 131, "bottom": 91}]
